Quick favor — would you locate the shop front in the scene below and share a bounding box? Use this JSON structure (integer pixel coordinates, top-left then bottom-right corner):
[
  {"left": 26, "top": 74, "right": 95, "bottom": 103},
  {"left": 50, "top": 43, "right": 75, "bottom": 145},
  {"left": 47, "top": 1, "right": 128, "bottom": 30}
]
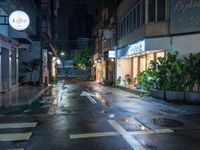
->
[
  {"left": 116, "top": 38, "right": 170, "bottom": 87},
  {"left": 104, "top": 50, "right": 116, "bottom": 86}
]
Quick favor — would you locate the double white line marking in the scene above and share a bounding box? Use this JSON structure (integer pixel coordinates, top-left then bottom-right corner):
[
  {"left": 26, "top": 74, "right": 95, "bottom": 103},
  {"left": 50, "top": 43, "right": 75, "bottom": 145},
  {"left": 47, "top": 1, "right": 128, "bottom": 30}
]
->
[
  {"left": 70, "top": 120, "right": 174, "bottom": 150},
  {"left": 0, "top": 122, "right": 37, "bottom": 142},
  {"left": 80, "top": 91, "right": 97, "bottom": 104}
]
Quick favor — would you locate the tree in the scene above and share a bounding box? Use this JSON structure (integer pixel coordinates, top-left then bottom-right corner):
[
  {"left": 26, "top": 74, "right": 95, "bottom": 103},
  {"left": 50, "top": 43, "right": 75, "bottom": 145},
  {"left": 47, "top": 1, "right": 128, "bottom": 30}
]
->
[
  {"left": 74, "top": 48, "right": 93, "bottom": 68},
  {"left": 21, "top": 59, "right": 41, "bottom": 82}
]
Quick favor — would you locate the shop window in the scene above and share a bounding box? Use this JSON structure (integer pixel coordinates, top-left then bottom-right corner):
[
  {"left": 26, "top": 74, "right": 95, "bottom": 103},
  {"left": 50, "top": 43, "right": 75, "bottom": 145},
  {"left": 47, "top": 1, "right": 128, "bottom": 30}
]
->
[
  {"left": 148, "top": 0, "right": 155, "bottom": 22},
  {"left": 139, "top": 55, "right": 146, "bottom": 72},
  {"left": 136, "top": 4, "right": 141, "bottom": 28},
  {"left": 147, "top": 53, "right": 154, "bottom": 68},
  {"left": 156, "top": 51, "right": 165, "bottom": 58},
  {"left": 133, "top": 57, "right": 138, "bottom": 78},
  {"left": 157, "top": 0, "right": 166, "bottom": 21}
]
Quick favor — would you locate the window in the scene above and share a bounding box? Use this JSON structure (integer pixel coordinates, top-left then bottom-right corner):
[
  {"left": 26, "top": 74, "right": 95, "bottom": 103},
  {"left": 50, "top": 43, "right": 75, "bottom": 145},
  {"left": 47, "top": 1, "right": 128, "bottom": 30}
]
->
[
  {"left": 136, "top": 4, "right": 141, "bottom": 28},
  {"left": 141, "top": 0, "right": 145, "bottom": 25},
  {"left": 121, "top": 20, "right": 123, "bottom": 37},
  {"left": 129, "top": 12, "right": 132, "bottom": 32},
  {"left": 118, "top": 22, "right": 121, "bottom": 38},
  {"left": 132, "top": 9, "right": 136, "bottom": 30},
  {"left": 11, "top": 47, "right": 16, "bottom": 85},
  {"left": 122, "top": 19, "right": 125, "bottom": 37},
  {"left": 126, "top": 15, "right": 129, "bottom": 34},
  {"left": 148, "top": 0, "right": 155, "bottom": 22},
  {"left": 157, "top": 0, "right": 166, "bottom": 21}
]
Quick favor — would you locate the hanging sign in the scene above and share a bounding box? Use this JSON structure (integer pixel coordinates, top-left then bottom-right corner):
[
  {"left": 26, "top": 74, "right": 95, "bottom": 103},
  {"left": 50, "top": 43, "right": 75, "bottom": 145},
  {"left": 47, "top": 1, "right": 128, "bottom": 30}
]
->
[{"left": 9, "top": 10, "right": 30, "bottom": 31}]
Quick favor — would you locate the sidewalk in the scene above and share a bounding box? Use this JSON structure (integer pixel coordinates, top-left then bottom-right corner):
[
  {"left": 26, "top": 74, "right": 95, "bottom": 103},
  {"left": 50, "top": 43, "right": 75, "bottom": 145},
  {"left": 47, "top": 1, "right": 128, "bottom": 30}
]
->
[
  {"left": 0, "top": 85, "right": 49, "bottom": 109},
  {"left": 89, "top": 82, "right": 200, "bottom": 119}
]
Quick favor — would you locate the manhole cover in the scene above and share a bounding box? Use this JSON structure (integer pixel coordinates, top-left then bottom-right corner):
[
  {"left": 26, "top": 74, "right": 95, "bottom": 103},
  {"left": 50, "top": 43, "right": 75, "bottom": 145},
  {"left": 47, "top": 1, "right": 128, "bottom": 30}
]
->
[{"left": 151, "top": 118, "right": 184, "bottom": 127}]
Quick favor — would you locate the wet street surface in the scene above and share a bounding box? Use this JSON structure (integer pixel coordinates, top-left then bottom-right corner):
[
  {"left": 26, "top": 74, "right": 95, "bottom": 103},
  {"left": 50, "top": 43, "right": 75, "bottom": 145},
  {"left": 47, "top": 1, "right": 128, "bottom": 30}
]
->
[{"left": 1, "top": 80, "right": 200, "bottom": 150}]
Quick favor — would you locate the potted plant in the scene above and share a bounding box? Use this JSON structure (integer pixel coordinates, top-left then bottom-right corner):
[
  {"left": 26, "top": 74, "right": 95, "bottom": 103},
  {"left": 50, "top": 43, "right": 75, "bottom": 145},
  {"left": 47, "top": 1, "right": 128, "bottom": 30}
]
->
[
  {"left": 125, "top": 74, "right": 132, "bottom": 85},
  {"left": 184, "top": 53, "right": 200, "bottom": 103}
]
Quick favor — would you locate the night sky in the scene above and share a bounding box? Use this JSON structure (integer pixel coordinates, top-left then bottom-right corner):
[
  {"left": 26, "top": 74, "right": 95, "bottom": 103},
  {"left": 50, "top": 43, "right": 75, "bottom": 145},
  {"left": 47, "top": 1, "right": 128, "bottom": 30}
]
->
[{"left": 57, "top": 0, "right": 97, "bottom": 42}]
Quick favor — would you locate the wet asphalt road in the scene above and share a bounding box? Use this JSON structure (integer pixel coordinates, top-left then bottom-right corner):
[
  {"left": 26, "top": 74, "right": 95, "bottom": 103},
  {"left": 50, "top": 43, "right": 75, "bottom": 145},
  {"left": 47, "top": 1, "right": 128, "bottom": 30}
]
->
[{"left": 1, "top": 80, "right": 200, "bottom": 150}]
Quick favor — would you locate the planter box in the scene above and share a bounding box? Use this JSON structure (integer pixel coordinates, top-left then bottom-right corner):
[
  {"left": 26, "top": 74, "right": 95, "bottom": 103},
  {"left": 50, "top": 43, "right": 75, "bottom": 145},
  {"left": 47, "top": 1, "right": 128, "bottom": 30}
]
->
[
  {"left": 185, "top": 92, "right": 200, "bottom": 103},
  {"left": 150, "top": 89, "right": 165, "bottom": 99},
  {"left": 165, "top": 90, "right": 184, "bottom": 101}
]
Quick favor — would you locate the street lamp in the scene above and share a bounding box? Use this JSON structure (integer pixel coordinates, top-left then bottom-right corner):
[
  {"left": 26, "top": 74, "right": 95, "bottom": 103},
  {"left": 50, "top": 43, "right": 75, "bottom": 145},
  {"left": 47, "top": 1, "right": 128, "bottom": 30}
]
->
[{"left": 60, "top": 52, "right": 65, "bottom": 56}]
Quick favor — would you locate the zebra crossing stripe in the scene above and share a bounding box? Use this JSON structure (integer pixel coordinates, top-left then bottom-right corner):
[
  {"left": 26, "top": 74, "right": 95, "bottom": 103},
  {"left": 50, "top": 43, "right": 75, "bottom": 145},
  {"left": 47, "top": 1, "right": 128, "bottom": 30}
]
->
[
  {"left": 0, "top": 122, "right": 37, "bottom": 129},
  {"left": 0, "top": 132, "right": 32, "bottom": 141},
  {"left": 7, "top": 148, "right": 24, "bottom": 150}
]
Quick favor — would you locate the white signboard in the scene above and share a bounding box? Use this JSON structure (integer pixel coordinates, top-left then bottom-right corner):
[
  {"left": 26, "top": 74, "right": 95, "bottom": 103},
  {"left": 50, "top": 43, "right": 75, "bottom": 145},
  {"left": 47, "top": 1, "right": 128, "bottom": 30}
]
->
[
  {"left": 127, "top": 40, "right": 145, "bottom": 55},
  {"left": 108, "top": 51, "right": 116, "bottom": 58},
  {"left": 9, "top": 10, "right": 30, "bottom": 31}
]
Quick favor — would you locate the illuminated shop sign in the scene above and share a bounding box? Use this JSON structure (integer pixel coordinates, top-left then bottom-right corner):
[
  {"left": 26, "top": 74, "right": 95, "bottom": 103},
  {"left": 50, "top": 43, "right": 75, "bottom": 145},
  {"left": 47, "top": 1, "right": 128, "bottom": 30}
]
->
[
  {"left": 127, "top": 40, "right": 145, "bottom": 55},
  {"left": 108, "top": 51, "right": 116, "bottom": 58},
  {"left": 9, "top": 10, "right": 30, "bottom": 31}
]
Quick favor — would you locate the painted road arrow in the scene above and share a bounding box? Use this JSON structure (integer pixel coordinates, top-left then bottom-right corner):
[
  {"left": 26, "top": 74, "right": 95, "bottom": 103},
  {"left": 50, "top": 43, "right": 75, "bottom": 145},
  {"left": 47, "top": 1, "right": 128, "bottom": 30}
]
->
[{"left": 80, "top": 91, "right": 97, "bottom": 104}]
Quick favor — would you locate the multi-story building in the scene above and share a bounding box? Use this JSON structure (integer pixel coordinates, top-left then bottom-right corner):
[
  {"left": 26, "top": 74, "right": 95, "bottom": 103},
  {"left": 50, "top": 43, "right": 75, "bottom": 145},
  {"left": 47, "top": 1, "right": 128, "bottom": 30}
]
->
[
  {"left": 0, "top": 0, "right": 42, "bottom": 90},
  {"left": 69, "top": 4, "right": 94, "bottom": 58},
  {"left": 0, "top": 0, "right": 59, "bottom": 91},
  {"left": 36, "top": 0, "right": 59, "bottom": 84},
  {"left": 116, "top": 0, "right": 200, "bottom": 87},
  {"left": 92, "top": 0, "right": 120, "bottom": 85}
]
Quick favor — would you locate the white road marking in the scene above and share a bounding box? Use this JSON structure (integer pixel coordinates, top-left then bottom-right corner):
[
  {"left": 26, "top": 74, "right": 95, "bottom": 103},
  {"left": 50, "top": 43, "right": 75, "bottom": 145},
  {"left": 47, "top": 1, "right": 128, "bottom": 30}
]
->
[
  {"left": 154, "top": 128, "right": 174, "bottom": 134},
  {"left": 0, "top": 122, "right": 37, "bottom": 129},
  {"left": 70, "top": 132, "right": 119, "bottom": 139},
  {"left": 0, "top": 133, "right": 32, "bottom": 141},
  {"left": 108, "top": 120, "right": 146, "bottom": 150},
  {"left": 69, "top": 128, "right": 174, "bottom": 139},
  {"left": 7, "top": 148, "right": 24, "bottom": 150},
  {"left": 80, "top": 91, "right": 97, "bottom": 104}
]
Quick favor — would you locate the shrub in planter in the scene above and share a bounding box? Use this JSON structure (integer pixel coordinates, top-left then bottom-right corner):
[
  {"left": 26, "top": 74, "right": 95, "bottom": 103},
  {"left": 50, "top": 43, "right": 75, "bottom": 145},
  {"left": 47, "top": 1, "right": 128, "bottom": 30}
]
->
[
  {"left": 183, "top": 52, "right": 200, "bottom": 102},
  {"left": 164, "top": 52, "right": 185, "bottom": 101}
]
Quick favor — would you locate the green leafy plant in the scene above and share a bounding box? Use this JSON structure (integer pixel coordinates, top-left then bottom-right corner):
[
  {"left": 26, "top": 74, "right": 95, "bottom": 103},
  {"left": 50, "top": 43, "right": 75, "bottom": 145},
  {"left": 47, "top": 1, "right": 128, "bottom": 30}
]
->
[
  {"left": 125, "top": 74, "right": 132, "bottom": 85},
  {"left": 21, "top": 59, "right": 41, "bottom": 82},
  {"left": 183, "top": 52, "right": 200, "bottom": 92},
  {"left": 116, "top": 76, "right": 121, "bottom": 85},
  {"left": 74, "top": 48, "right": 93, "bottom": 68}
]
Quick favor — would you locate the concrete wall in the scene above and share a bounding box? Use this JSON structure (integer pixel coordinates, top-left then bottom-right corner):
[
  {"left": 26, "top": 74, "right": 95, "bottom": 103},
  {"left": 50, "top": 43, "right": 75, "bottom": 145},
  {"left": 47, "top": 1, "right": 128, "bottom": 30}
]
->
[{"left": 172, "top": 33, "right": 200, "bottom": 57}]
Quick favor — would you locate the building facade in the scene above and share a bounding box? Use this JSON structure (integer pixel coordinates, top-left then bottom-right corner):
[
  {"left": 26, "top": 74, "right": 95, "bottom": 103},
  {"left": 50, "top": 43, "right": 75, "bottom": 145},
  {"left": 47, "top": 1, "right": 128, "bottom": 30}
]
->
[
  {"left": 0, "top": 0, "right": 41, "bottom": 90},
  {"left": 92, "top": 0, "right": 120, "bottom": 85},
  {"left": 116, "top": 0, "right": 200, "bottom": 87},
  {"left": 69, "top": 4, "right": 94, "bottom": 58}
]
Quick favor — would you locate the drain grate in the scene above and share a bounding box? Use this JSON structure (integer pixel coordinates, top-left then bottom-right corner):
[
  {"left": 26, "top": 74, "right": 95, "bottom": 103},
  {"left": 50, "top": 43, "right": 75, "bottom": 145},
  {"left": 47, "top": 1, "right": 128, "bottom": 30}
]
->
[{"left": 152, "top": 118, "right": 184, "bottom": 127}]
